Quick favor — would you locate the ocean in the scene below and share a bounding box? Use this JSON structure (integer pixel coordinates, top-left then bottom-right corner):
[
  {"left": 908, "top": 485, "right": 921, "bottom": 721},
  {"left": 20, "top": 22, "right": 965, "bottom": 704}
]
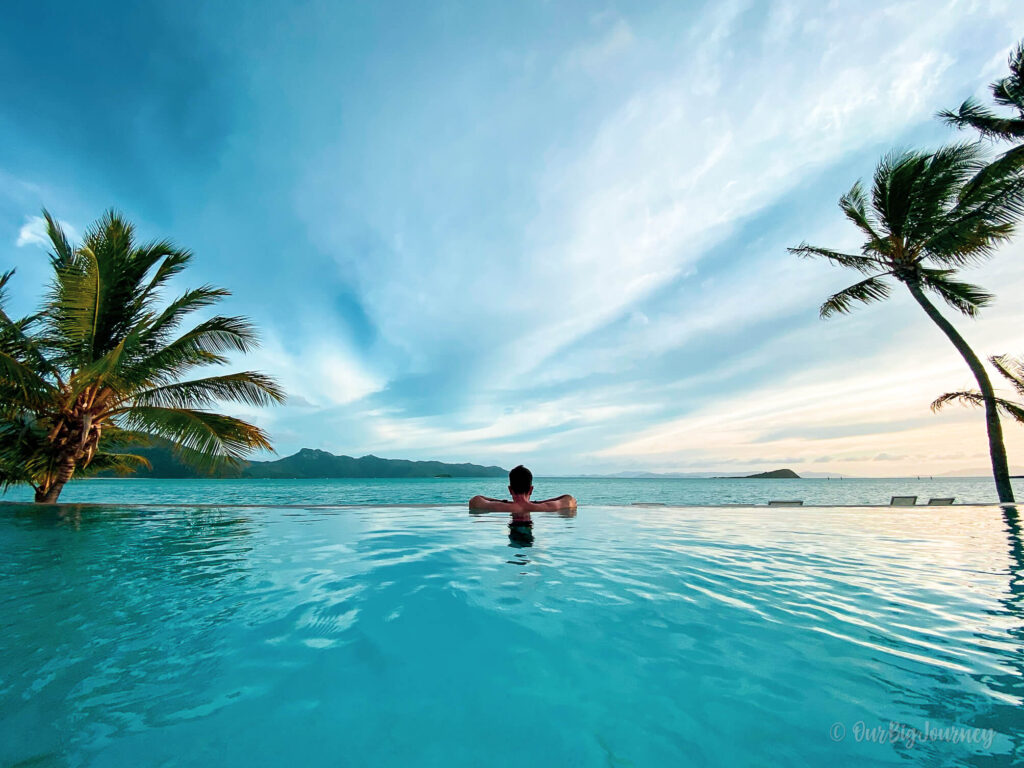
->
[{"left": 1, "top": 475, "right": 1022, "bottom": 507}]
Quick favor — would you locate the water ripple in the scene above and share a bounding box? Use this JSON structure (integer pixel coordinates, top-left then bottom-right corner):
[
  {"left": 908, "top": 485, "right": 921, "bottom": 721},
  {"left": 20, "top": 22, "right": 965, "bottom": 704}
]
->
[{"left": 0, "top": 504, "right": 1021, "bottom": 766}]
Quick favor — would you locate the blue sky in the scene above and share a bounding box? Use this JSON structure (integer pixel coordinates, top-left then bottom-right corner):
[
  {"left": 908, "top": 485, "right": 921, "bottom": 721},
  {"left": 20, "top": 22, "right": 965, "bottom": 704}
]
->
[{"left": 2, "top": 0, "right": 1023, "bottom": 476}]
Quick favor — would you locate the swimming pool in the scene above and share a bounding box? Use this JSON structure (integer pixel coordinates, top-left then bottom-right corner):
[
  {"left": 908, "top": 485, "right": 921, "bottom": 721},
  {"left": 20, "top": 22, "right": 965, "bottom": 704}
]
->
[{"left": 1, "top": 504, "right": 1021, "bottom": 766}]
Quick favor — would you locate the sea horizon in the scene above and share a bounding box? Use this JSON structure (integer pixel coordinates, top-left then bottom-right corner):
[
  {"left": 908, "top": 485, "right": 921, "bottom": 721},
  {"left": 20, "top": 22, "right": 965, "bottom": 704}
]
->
[{"left": 4, "top": 475, "right": 1021, "bottom": 508}]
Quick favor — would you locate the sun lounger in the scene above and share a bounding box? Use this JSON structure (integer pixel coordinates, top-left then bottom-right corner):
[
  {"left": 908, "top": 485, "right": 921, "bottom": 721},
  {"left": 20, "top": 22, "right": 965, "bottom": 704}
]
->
[
  {"left": 768, "top": 500, "right": 803, "bottom": 506},
  {"left": 927, "top": 497, "right": 954, "bottom": 505},
  {"left": 890, "top": 496, "right": 918, "bottom": 506}
]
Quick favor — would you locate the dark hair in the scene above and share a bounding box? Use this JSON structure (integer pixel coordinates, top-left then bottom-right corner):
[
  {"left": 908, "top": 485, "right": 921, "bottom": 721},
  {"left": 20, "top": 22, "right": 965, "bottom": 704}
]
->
[{"left": 509, "top": 465, "right": 533, "bottom": 494}]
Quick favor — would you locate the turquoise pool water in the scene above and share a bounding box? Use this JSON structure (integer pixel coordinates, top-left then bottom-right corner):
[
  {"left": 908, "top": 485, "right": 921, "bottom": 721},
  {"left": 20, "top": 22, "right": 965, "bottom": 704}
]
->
[{"left": 1, "top": 504, "right": 1021, "bottom": 766}]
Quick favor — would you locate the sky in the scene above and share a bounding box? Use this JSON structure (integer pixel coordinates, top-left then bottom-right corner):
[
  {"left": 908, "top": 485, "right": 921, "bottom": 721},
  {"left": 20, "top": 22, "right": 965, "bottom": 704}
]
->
[{"left": 2, "top": 0, "right": 1023, "bottom": 477}]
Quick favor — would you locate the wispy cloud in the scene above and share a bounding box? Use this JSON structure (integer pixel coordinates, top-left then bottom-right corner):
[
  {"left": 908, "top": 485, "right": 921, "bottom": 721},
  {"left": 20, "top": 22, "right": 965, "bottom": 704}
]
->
[{"left": 16, "top": 215, "right": 77, "bottom": 248}]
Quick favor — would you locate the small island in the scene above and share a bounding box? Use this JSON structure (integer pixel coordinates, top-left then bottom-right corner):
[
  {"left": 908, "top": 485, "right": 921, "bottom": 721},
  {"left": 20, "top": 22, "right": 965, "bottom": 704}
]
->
[{"left": 719, "top": 469, "right": 801, "bottom": 479}]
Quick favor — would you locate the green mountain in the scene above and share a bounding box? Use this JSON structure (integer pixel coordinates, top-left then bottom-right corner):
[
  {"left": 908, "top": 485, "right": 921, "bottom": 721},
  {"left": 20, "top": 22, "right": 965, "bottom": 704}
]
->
[
  {"left": 97, "top": 444, "right": 506, "bottom": 479},
  {"left": 244, "top": 449, "right": 506, "bottom": 479}
]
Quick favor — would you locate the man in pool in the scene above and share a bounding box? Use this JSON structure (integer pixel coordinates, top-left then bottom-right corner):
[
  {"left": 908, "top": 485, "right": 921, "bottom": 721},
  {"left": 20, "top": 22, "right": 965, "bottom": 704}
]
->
[{"left": 468, "top": 465, "right": 577, "bottom": 523}]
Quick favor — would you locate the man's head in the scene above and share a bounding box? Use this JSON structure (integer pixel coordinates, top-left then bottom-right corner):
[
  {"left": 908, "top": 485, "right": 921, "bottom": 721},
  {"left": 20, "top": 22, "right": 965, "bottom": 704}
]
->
[{"left": 508, "top": 465, "right": 533, "bottom": 498}]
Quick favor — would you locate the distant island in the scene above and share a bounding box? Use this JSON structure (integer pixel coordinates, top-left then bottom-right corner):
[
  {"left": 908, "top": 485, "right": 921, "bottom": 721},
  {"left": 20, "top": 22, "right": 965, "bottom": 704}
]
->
[
  {"left": 588, "top": 468, "right": 809, "bottom": 479},
  {"left": 97, "top": 444, "right": 506, "bottom": 480},
  {"left": 732, "top": 469, "right": 801, "bottom": 479}
]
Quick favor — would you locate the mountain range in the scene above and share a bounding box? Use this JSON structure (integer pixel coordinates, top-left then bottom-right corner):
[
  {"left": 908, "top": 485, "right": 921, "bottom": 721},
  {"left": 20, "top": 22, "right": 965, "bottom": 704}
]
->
[{"left": 99, "top": 444, "right": 507, "bottom": 479}]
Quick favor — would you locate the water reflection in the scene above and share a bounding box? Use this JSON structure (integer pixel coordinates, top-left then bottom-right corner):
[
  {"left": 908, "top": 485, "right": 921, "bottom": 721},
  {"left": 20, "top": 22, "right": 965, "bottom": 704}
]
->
[
  {"left": 996, "top": 505, "right": 1024, "bottom": 763},
  {"left": 507, "top": 517, "right": 534, "bottom": 548},
  {"left": 468, "top": 506, "right": 577, "bottom": 554}
]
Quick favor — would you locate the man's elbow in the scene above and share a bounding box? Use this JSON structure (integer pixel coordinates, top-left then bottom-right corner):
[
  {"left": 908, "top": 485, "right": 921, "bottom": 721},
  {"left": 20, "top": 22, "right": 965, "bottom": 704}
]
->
[{"left": 468, "top": 495, "right": 486, "bottom": 509}]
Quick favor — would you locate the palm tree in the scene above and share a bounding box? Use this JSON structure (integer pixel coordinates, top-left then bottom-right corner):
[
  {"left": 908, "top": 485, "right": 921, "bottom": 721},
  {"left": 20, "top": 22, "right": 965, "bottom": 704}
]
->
[
  {"left": 790, "top": 143, "right": 1024, "bottom": 503},
  {"left": 941, "top": 42, "right": 1024, "bottom": 168},
  {"left": 0, "top": 210, "right": 284, "bottom": 502},
  {"left": 933, "top": 354, "right": 1024, "bottom": 426}
]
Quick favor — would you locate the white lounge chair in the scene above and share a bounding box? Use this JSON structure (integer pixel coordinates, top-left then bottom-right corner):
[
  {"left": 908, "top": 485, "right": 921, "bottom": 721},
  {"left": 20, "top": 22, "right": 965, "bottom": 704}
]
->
[
  {"left": 927, "top": 497, "right": 955, "bottom": 505},
  {"left": 890, "top": 496, "right": 918, "bottom": 506},
  {"left": 768, "top": 500, "right": 803, "bottom": 506}
]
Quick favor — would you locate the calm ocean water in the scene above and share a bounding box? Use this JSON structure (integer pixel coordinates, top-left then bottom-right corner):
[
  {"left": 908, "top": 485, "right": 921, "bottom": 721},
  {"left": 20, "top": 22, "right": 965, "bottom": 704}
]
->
[
  {"left": 2, "top": 475, "right": 1023, "bottom": 507},
  {"left": 1, "top": 502, "right": 1021, "bottom": 766}
]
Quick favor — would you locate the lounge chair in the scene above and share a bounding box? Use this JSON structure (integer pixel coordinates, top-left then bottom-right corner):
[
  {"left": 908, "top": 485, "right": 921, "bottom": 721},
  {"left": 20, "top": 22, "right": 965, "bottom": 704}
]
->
[
  {"left": 927, "top": 497, "right": 955, "bottom": 505},
  {"left": 768, "top": 500, "right": 803, "bottom": 506},
  {"left": 890, "top": 496, "right": 918, "bottom": 506}
]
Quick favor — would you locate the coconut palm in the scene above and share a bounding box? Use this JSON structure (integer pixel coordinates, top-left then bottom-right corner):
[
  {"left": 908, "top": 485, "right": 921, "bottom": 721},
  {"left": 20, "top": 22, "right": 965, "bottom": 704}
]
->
[
  {"left": 0, "top": 210, "right": 284, "bottom": 502},
  {"left": 933, "top": 355, "right": 1024, "bottom": 426},
  {"left": 941, "top": 42, "right": 1024, "bottom": 168},
  {"left": 790, "top": 143, "right": 1024, "bottom": 503}
]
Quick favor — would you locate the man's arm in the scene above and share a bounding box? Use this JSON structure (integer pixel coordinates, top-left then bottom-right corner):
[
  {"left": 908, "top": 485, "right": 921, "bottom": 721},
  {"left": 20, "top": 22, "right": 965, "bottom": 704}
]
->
[
  {"left": 468, "top": 495, "right": 513, "bottom": 511},
  {"left": 531, "top": 494, "right": 577, "bottom": 511}
]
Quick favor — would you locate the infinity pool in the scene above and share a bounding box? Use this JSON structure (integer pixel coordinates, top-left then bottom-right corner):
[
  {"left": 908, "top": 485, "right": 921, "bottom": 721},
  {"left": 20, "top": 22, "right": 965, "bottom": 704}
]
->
[{"left": 1, "top": 504, "right": 1021, "bottom": 766}]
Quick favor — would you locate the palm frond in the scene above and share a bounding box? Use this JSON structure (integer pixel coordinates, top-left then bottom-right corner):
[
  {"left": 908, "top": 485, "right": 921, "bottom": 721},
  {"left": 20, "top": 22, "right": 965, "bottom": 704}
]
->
[
  {"left": 931, "top": 389, "right": 1024, "bottom": 424},
  {"left": 819, "top": 274, "right": 892, "bottom": 318},
  {"left": 137, "top": 247, "right": 193, "bottom": 310},
  {"left": 67, "top": 334, "right": 133, "bottom": 399},
  {"left": 991, "top": 355, "right": 1024, "bottom": 399},
  {"left": 872, "top": 149, "right": 930, "bottom": 240},
  {"left": 0, "top": 271, "right": 57, "bottom": 404},
  {"left": 957, "top": 151, "right": 1024, "bottom": 220},
  {"left": 916, "top": 268, "right": 993, "bottom": 317},
  {"left": 130, "top": 371, "right": 285, "bottom": 410},
  {"left": 43, "top": 241, "right": 103, "bottom": 368},
  {"left": 121, "top": 315, "right": 259, "bottom": 387},
  {"left": 42, "top": 209, "right": 76, "bottom": 269},
  {"left": 0, "top": 273, "right": 59, "bottom": 383},
  {"left": 903, "top": 143, "right": 985, "bottom": 248},
  {"left": 0, "top": 269, "right": 12, "bottom": 305},
  {"left": 940, "top": 43, "right": 1024, "bottom": 171},
  {"left": 991, "top": 42, "right": 1024, "bottom": 112},
  {"left": 138, "top": 285, "right": 231, "bottom": 350},
  {"left": 0, "top": 351, "right": 54, "bottom": 408},
  {"left": 163, "top": 315, "right": 259, "bottom": 356},
  {"left": 76, "top": 451, "right": 151, "bottom": 477},
  {"left": 838, "top": 180, "right": 886, "bottom": 246},
  {"left": 939, "top": 99, "right": 1023, "bottom": 141},
  {"left": 906, "top": 145, "right": 1024, "bottom": 267},
  {"left": 0, "top": 413, "right": 54, "bottom": 491},
  {"left": 931, "top": 390, "right": 986, "bottom": 411},
  {"left": 116, "top": 406, "right": 273, "bottom": 470},
  {"left": 788, "top": 244, "right": 882, "bottom": 274}
]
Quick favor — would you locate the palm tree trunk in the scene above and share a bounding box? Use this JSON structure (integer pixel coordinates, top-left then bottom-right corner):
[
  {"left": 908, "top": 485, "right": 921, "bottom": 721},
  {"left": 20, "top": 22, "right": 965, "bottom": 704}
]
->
[
  {"left": 34, "top": 456, "right": 76, "bottom": 503},
  {"left": 906, "top": 281, "right": 1015, "bottom": 503}
]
